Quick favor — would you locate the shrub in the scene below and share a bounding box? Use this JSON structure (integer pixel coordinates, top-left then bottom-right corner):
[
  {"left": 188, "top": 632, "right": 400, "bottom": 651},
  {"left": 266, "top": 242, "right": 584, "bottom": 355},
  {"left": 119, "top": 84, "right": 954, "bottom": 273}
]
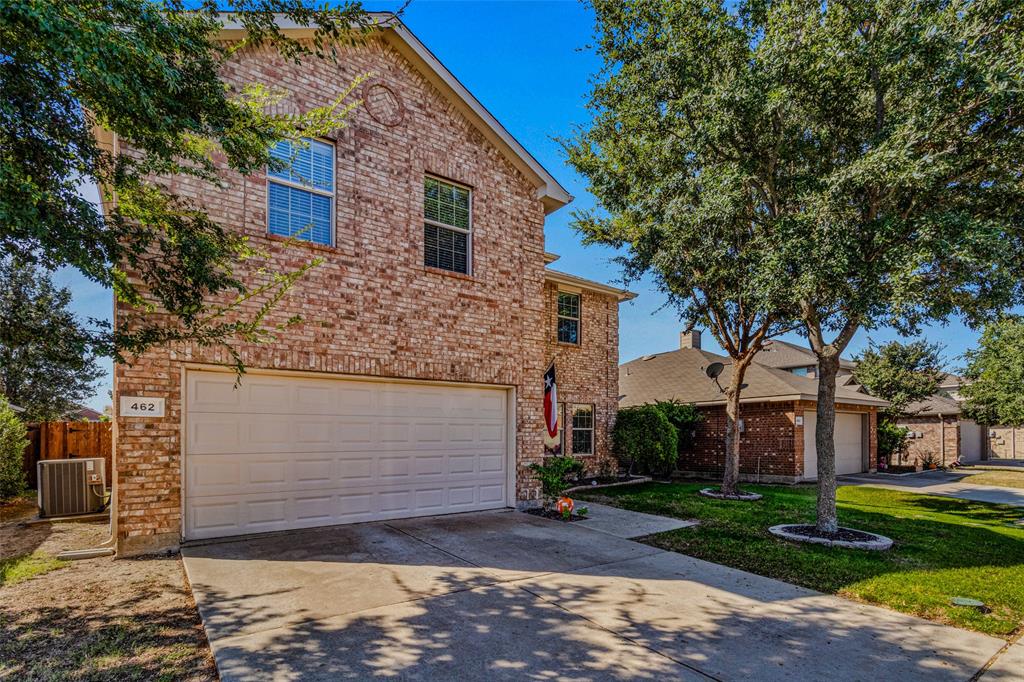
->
[
  {"left": 0, "top": 399, "right": 28, "bottom": 500},
  {"left": 529, "top": 455, "right": 584, "bottom": 506},
  {"left": 653, "top": 399, "right": 703, "bottom": 455},
  {"left": 612, "top": 405, "right": 678, "bottom": 475},
  {"left": 877, "top": 419, "right": 910, "bottom": 465}
]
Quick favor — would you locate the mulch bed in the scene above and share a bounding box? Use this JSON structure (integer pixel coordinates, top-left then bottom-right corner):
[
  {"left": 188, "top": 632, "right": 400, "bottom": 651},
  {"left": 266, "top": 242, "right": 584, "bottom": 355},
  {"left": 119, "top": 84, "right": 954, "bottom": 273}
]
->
[
  {"left": 524, "top": 508, "right": 585, "bottom": 523},
  {"left": 778, "top": 524, "right": 879, "bottom": 543},
  {"left": 569, "top": 475, "right": 640, "bottom": 486}
]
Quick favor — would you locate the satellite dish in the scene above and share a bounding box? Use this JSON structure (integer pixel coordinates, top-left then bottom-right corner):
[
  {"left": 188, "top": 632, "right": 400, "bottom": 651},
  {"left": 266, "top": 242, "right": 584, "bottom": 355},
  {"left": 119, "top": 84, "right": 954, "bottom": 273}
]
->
[{"left": 705, "top": 362, "right": 725, "bottom": 379}]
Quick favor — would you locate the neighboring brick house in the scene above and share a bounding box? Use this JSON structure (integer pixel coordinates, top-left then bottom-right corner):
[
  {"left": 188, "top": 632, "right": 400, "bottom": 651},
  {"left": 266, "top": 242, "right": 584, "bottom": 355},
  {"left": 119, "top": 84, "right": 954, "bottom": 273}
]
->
[
  {"left": 619, "top": 332, "right": 885, "bottom": 483},
  {"left": 897, "top": 383, "right": 986, "bottom": 467},
  {"left": 754, "top": 338, "right": 861, "bottom": 389},
  {"left": 102, "top": 17, "right": 632, "bottom": 555}
]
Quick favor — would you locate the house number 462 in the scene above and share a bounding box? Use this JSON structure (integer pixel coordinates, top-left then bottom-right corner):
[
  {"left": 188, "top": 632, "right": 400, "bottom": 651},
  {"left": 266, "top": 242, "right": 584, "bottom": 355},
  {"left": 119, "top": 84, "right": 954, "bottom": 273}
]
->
[{"left": 119, "top": 396, "right": 166, "bottom": 418}]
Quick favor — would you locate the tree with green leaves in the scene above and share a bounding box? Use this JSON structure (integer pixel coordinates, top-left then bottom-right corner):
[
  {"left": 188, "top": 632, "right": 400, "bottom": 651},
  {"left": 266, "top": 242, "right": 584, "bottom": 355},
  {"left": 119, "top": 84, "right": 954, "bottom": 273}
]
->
[
  {"left": 0, "top": 258, "right": 105, "bottom": 421},
  {"left": 1, "top": 0, "right": 377, "bottom": 370},
  {"left": 961, "top": 317, "right": 1024, "bottom": 427},
  {"left": 572, "top": 0, "right": 1024, "bottom": 533},
  {"left": 0, "top": 397, "right": 29, "bottom": 500},
  {"left": 853, "top": 340, "right": 945, "bottom": 418},
  {"left": 564, "top": 3, "right": 800, "bottom": 495},
  {"left": 853, "top": 339, "right": 944, "bottom": 465}
]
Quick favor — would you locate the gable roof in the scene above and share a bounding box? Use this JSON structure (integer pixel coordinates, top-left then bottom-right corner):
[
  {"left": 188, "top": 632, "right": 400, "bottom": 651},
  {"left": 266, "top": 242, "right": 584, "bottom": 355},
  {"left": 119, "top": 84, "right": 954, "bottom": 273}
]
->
[
  {"left": 755, "top": 339, "right": 857, "bottom": 371},
  {"left": 620, "top": 347, "right": 886, "bottom": 408},
  {"left": 902, "top": 393, "right": 963, "bottom": 417},
  {"left": 216, "top": 13, "right": 573, "bottom": 214}
]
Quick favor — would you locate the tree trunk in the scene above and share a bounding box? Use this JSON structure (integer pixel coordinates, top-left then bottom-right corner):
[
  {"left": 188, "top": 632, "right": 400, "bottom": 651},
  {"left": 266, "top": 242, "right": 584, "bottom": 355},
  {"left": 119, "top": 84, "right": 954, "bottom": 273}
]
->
[
  {"left": 721, "top": 360, "right": 749, "bottom": 496},
  {"left": 815, "top": 354, "right": 840, "bottom": 534}
]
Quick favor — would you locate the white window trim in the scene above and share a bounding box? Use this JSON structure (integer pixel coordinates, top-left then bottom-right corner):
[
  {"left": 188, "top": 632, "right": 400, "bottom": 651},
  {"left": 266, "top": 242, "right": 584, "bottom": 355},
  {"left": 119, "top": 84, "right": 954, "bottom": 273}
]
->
[
  {"left": 424, "top": 175, "right": 473, "bottom": 275},
  {"left": 557, "top": 291, "right": 582, "bottom": 345},
  {"left": 571, "top": 403, "right": 595, "bottom": 456},
  {"left": 266, "top": 137, "right": 336, "bottom": 246}
]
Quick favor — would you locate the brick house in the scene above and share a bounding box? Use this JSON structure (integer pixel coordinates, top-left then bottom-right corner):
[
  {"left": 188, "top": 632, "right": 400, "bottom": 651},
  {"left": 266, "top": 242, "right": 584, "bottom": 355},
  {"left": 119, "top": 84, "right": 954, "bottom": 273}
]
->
[
  {"left": 897, "top": 384, "right": 985, "bottom": 468},
  {"left": 619, "top": 332, "right": 885, "bottom": 483},
  {"left": 103, "top": 17, "right": 633, "bottom": 555}
]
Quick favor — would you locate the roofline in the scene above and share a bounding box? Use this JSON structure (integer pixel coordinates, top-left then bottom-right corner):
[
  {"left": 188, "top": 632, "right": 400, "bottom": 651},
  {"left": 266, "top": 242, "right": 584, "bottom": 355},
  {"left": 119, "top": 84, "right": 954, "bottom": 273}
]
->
[
  {"left": 214, "top": 12, "right": 573, "bottom": 215},
  {"left": 545, "top": 268, "right": 637, "bottom": 301},
  {"left": 682, "top": 394, "right": 887, "bottom": 408}
]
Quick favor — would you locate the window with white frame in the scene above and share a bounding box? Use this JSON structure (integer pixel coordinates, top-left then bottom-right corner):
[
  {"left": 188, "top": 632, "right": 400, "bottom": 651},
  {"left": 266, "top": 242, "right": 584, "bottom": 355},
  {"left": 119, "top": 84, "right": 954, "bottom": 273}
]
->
[
  {"left": 557, "top": 292, "right": 581, "bottom": 344},
  {"left": 267, "top": 138, "right": 334, "bottom": 245},
  {"left": 571, "top": 404, "right": 594, "bottom": 455},
  {"left": 424, "top": 176, "right": 471, "bottom": 273}
]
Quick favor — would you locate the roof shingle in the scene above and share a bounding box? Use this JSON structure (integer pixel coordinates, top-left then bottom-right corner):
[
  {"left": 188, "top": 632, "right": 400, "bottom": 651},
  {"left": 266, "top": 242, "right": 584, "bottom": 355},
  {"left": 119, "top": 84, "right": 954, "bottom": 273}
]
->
[{"left": 619, "top": 348, "right": 886, "bottom": 408}]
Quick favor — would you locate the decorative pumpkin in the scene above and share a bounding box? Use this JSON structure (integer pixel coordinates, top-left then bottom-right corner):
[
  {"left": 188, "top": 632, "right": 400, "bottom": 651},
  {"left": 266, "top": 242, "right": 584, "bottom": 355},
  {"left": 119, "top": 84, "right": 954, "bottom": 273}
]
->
[{"left": 555, "top": 496, "right": 574, "bottom": 515}]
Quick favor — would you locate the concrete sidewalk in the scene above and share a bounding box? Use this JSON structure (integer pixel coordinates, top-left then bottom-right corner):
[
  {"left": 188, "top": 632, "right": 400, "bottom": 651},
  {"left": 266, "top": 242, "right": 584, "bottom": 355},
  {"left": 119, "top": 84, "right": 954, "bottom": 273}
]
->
[
  {"left": 182, "top": 511, "right": 1011, "bottom": 681},
  {"left": 840, "top": 470, "right": 1024, "bottom": 506}
]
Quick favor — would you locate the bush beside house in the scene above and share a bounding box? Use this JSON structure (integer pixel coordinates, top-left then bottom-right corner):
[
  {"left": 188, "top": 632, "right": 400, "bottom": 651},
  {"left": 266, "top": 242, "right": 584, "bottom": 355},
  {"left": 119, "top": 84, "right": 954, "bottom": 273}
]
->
[
  {"left": 612, "top": 404, "right": 680, "bottom": 475},
  {"left": 0, "top": 398, "right": 28, "bottom": 500}
]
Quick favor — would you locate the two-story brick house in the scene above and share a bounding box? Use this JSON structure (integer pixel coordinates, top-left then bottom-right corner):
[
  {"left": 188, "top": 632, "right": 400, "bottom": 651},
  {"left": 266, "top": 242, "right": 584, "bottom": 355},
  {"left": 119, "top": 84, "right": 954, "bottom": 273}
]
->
[{"left": 104, "top": 16, "right": 633, "bottom": 555}]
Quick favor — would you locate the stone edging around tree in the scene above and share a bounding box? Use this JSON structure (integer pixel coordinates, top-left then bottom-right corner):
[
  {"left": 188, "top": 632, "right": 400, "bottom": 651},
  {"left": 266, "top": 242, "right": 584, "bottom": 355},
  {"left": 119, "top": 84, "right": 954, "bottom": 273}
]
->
[
  {"left": 768, "top": 524, "right": 894, "bottom": 550},
  {"left": 698, "top": 488, "right": 763, "bottom": 501}
]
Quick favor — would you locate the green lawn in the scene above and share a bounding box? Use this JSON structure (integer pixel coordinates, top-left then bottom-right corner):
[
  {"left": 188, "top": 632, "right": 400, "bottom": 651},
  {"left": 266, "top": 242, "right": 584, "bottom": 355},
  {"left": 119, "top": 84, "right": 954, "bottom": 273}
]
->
[
  {"left": 963, "top": 469, "right": 1024, "bottom": 490},
  {"left": 575, "top": 482, "right": 1024, "bottom": 637},
  {"left": 0, "top": 552, "right": 68, "bottom": 586}
]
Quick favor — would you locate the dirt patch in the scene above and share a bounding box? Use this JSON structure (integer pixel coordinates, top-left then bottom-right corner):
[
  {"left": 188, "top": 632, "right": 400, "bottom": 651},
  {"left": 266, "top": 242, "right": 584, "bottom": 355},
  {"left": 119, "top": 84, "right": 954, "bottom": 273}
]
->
[{"left": 0, "top": 517, "right": 217, "bottom": 681}]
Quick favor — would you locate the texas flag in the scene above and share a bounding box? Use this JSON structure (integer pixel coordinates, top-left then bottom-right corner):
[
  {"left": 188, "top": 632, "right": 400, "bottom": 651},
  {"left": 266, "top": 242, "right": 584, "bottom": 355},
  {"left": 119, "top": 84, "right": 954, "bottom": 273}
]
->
[{"left": 543, "top": 362, "right": 561, "bottom": 454}]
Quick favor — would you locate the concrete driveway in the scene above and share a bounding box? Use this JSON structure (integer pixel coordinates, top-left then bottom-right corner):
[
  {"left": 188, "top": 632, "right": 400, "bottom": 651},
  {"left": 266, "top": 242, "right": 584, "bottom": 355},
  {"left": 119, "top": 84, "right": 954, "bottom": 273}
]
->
[
  {"left": 840, "top": 469, "right": 1024, "bottom": 506},
  {"left": 182, "top": 511, "right": 1007, "bottom": 681}
]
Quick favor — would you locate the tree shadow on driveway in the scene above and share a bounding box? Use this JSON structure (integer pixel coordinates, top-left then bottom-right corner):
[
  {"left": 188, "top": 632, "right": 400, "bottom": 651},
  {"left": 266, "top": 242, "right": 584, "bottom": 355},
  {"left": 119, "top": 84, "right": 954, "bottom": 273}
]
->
[{"left": 182, "top": 511, "right": 1004, "bottom": 681}]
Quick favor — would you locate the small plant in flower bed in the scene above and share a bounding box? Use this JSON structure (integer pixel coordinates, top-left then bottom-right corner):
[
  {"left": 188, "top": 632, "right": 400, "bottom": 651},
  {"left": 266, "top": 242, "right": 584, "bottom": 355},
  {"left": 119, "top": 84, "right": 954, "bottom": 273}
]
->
[{"left": 529, "top": 455, "right": 584, "bottom": 508}]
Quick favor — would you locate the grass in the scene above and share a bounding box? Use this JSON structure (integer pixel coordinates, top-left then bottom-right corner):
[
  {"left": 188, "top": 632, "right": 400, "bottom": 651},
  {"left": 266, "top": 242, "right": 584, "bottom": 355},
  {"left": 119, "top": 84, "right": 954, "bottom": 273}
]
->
[
  {"left": 963, "top": 469, "right": 1024, "bottom": 489},
  {"left": 575, "top": 482, "right": 1024, "bottom": 637},
  {"left": 0, "top": 552, "right": 68, "bottom": 586}
]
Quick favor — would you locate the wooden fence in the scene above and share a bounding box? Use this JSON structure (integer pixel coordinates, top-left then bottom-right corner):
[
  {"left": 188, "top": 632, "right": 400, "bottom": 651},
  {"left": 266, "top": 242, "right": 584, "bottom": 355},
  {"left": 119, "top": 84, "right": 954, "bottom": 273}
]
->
[{"left": 22, "top": 421, "right": 113, "bottom": 489}]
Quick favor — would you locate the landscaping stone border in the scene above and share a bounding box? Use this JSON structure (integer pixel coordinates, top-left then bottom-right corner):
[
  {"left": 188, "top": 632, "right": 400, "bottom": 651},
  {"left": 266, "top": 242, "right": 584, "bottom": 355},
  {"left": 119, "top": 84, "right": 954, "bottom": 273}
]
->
[
  {"left": 699, "top": 488, "right": 763, "bottom": 501},
  {"left": 564, "top": 476, "right": 652, "bottom": 495},
  {"left": 769, "top": 524, "right": 894, "bottom": 550}
]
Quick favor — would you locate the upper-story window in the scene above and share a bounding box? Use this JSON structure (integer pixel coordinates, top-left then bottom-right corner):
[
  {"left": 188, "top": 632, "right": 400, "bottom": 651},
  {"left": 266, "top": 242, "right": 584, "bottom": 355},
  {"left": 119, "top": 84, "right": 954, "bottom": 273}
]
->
[
  {"left": 557, "top": 292, "right": 581, "bottom": 344},
  {"left": 267, "top": 138, "right": 334, "bottom": 245},
  {"left": 424, "top": 176, "right": 471, "bottom": 274}
]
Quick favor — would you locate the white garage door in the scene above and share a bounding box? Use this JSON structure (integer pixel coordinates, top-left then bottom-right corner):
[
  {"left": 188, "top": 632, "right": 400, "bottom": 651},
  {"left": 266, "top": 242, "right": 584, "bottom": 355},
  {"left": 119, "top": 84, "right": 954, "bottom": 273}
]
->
[
  {"left": 803, "top": 412, "right": 865, "bottom": 479},
  {"left": 184, "top": 371, "right": 510, "bottom": 540}
]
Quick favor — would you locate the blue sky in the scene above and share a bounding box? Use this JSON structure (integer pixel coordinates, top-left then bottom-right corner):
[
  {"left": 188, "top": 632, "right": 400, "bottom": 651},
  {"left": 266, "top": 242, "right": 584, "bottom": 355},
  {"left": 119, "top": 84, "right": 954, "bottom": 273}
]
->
[{"left": 64, "top": 0, "right": 990, "bottom": 410}]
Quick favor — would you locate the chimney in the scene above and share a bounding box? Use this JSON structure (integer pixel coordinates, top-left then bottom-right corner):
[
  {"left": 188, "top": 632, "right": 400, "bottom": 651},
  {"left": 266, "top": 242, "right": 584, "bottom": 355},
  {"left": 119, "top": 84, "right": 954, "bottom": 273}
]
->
[{"left": 680, "top": 330, "right": 701, "bottom": 350}]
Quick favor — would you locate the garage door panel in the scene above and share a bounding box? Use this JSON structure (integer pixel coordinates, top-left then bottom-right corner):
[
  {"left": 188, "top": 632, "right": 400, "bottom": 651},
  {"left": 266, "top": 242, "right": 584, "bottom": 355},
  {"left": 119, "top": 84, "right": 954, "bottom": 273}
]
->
[
  {"left": 189, "top": 451, "right": 506, "bottom": 498},
  {"left": 185, "top": 371, "right": 510, "bottom": 540},
  {"left": 803, "top": 411, "right": 865, "bottom": 479},
  {"left": 185, "top": 479, "right": 508, "bottom": 539}
]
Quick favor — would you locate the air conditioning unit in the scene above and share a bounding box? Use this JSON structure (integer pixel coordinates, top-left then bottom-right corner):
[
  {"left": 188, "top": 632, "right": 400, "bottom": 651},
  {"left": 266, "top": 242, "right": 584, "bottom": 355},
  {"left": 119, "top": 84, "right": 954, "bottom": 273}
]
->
[{"left": 37, "top": 458, "right": 107, "bottom": 518}]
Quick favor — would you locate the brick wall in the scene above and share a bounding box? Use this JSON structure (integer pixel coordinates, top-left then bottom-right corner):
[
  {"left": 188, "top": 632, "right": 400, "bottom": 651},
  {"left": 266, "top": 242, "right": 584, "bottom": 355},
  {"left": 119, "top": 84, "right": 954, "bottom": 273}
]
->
[
  {"left": 113, "top": 36, "right": 584, "bottom": 554},
  {"left": 898, "top": 416, "right": 960, "bottom": 468},
  {"left": 987, "top": 425, "right": 1024, "bottom": 459},
  {"left": 542, "top": 282, "right": 621, "bottom": 477},
  {"left": 677, "top": 400, "right": 879, "bottom": 483},
  {"left": 681, "top": 401, "right": 800, "bottom": 482}
]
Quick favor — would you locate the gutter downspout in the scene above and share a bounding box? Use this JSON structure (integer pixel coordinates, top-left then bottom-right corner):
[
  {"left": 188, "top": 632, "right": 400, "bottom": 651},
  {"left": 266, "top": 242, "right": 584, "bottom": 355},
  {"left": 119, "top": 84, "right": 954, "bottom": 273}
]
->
[{"left": 938, "top": 413, "right": 946, "bottom": 467}]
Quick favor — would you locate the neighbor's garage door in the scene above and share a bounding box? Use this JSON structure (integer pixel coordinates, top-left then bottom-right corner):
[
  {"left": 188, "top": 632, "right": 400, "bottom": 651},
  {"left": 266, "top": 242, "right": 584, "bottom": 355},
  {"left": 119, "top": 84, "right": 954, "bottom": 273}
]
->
[
  {"left": 803, "top": 412, "right": 865, "bottom": 479},
  {"left": 184, "top": 371, "right": 509, "bottom": 540}
]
